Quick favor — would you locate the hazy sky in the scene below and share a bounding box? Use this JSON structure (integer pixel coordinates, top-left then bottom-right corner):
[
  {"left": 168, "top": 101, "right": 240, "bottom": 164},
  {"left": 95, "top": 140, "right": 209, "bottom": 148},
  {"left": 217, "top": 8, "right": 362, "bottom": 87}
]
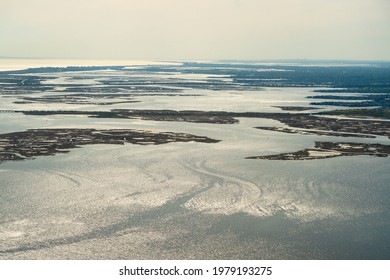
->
[{"left": 1, "top": 0, "right": 389, "bottom": 60}]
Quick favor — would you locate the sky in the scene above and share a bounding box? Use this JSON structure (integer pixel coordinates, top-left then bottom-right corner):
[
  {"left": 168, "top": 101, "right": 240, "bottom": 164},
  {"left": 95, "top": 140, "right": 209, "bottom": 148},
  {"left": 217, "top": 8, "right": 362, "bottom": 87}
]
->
[{"left": 1, "top": 0, "right": 389, "bottom": 61}]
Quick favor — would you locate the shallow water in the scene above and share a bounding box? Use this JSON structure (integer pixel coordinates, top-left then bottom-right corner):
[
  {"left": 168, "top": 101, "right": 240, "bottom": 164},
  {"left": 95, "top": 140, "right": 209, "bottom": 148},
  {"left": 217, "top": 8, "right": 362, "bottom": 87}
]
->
[{"left": 0, "top": 61, "right": 389, "bottom": 259}]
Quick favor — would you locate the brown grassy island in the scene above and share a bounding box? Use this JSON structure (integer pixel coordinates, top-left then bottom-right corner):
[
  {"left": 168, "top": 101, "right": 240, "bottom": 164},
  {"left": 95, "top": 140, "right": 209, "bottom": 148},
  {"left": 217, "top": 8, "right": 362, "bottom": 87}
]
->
[
  {"left": 246, "top": 141, "right": 390, "bottom": 160},
  {"left": 0, "top": 128, "right": 220, "bottom": 164}
]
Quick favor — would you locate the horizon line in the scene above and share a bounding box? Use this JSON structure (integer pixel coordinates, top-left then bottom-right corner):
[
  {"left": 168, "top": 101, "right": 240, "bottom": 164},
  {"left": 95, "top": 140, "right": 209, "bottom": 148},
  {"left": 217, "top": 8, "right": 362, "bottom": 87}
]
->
[{"left": 1, "top": 56, "right": 390, "bottom": 64}]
